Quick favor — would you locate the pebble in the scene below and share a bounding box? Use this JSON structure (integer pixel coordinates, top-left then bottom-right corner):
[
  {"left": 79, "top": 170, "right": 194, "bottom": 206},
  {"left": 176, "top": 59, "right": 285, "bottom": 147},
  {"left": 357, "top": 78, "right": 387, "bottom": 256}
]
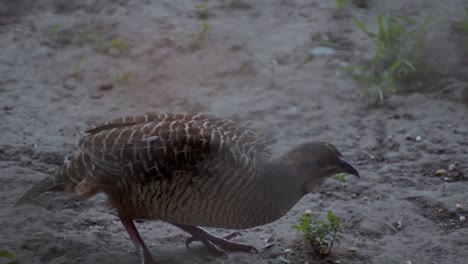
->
[
  {"left": 63, "top": 76, "right": 79, "bottom": 90},
  {"left": 3, "top": 105, "right": 14, "bottom": 111},
  {"left": 406, "top": 261, "right": 413, "bottom": 264},
  {"left": 304, "top": 209, "right": 312, "bottom": 214},
  {"left": 349, "top": 246, "right": 358, "bottom": 252},
  {"left": 456, "top": 204, "right": 463, "bottom": 210},
  {"left": 460, "top": 216, "right": 466, "bottom": 222},
  {"left": 90, "top": 92, "right": 103, "bottom": 99},
  {"left": 99, "top": 83, "right": 114, "bottom": 91},
  {"left": 435, "top": 169, "right": 447, "bottom": 176},
  {"left": 309, "top": 46, "right": 336, "bottom": 57},
  {"left": 444, "top": 177, "right": 450, "bottom": 182},
  {"left": 449, "top": 163, "right": 456, "bottom": 171},
  {"left": 415, "top": 136, "right": 422, "bottom": 142}
]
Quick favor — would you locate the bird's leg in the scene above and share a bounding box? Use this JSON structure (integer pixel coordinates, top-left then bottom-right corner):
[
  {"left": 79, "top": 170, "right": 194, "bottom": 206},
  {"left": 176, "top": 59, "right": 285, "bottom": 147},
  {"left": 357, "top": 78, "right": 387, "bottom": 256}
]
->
[
  {"left": 172, "top": 224, "right": 258, "bottom": 257},
  {"left": 119, "top": 216, "right": 157, "bottom": 264}
]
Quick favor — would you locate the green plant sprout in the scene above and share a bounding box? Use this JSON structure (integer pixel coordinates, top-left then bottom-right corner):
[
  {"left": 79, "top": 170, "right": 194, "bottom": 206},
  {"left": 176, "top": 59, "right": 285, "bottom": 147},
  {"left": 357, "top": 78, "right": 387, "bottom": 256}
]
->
[
  {"left": 351, "top": 11, "right": 432, "bottom": 105},
  {"left": 0, "top": 249, "right": 18, "bottom": 264},
  {"left": 335, "top": 0, "right": 348, "bottom": 11},
  {"left": 292, "top": 210, "right": 343, "bottom": 256},
  {"left": 336, "top": 173, "right": 347, "bottom": 182},
  {"left": 106, "top": 38, "right": 128, "bottom": 52},
  {"left": 72, "top": 54, "right": 88, "bottom": 76},
  {"left": 43, "top": 23, "right": 129, "bottom": 56},
  {"left": 198, "top": 23, "right": 212, "bottom": 40}
]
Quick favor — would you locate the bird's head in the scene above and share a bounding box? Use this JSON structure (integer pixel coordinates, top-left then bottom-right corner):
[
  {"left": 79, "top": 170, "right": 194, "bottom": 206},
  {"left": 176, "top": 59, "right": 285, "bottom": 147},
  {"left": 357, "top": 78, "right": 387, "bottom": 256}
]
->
[{"left": 283, "top": 141, "right": 359, "bottom": 193}]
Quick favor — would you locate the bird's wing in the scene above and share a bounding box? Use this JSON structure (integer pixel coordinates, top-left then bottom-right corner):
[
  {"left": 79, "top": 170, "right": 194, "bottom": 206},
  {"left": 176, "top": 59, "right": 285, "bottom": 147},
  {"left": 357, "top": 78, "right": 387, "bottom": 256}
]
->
[{"left": 78, "top": 113, "right": 271, "bottom": 181}]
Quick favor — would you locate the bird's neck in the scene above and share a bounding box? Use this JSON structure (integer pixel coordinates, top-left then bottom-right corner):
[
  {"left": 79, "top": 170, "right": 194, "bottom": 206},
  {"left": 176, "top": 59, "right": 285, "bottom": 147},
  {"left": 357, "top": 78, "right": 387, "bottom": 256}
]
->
[{"left": 256, "top": 158, "right": 306, "bottom": 223}]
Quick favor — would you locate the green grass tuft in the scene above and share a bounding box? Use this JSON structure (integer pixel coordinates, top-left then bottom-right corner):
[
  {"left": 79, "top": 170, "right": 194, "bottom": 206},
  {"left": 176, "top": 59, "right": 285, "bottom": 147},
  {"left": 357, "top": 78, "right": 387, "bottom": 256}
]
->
[
  {"left": 351, "top": 11, "right": 432, "bottom": 105},
  {"left": 292, "top": 210, "right": 343, "bottom": 256},
  {"left": 0, "top": 249, "right": 18, "bottom": 264}
]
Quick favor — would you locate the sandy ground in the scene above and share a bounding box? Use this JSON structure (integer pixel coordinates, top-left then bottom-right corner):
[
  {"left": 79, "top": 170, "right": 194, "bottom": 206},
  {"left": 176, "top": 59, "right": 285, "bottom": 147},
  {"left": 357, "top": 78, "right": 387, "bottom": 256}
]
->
[{"left": 1, "top": 0, "right": 468, "bottom": 263}]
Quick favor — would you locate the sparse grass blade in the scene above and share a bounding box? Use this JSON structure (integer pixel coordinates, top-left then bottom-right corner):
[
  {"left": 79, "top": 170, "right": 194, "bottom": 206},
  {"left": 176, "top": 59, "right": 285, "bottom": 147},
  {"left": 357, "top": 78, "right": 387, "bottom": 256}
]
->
[{"left": 0, "top": 249, "right": 18, "bottom": 264}]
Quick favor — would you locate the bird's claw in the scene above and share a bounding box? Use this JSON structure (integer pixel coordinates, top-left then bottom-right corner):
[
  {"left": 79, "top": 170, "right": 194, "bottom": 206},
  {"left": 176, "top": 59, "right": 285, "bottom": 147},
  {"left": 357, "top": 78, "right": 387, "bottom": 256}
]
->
[{"left": 184, "top": 231, "right": 257, "bottom": 257}]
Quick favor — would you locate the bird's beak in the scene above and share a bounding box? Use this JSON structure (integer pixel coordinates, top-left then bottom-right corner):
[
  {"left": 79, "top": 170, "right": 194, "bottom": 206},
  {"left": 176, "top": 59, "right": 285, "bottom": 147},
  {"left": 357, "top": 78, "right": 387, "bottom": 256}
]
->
[{"left": 338, "top": 157, "right": 360, "bottom": 178}]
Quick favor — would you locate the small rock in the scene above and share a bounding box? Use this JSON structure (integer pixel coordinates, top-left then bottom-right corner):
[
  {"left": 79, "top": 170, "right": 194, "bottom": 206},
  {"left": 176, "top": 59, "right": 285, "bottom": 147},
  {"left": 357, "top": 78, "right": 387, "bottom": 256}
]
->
[
  {"left": 99, "top": 83, "right": 114, "bottom": 91},
  {"left": 352, "top": 0, "right": 368, "bottom": 8},
  {"left": 90, "top": 92, "right": 103, "bottom": 99},
  {"left": 309, "top": 46, "right": 336, "bottom": 57},
  {"left": 460, "top": 216, "right": 466, "bottom": 222},
  {"left": 406, "top": 261, "right": 413, "bottom": 264},
  {"left": 63, "top": 76, "right": 79, "bottom": 90},
  {"left": 396, "top": 220, "right": 402, "bottom": 229},
  {"left": 263, "top": 234, "right": 277, "bottom": 249},
  {"left": 456, "top": 204, "right": 463, "bottom": 210},
  {"left": 435, "top": 169, "right": 447, "bottom": 176},
  {"left": 304, "top": 209, "right": 312, "bottom": 214},
  {"left": 444, "top": 177, "right": 450, "bottom": 182},
  {"left": 3, "top": 105, "right": 13, "bottom": 111},
  {"left": 349, "top": 246, "right": 358, "bottom": 252},
  {"left": 362, "top": 196, "right": 369, "bottom": 201},
  {"left": 449, "top": 163, "right": 456, "bottom": 171},
  {"left": 415, "top": 136, "right": 422, "bottom": 142}
]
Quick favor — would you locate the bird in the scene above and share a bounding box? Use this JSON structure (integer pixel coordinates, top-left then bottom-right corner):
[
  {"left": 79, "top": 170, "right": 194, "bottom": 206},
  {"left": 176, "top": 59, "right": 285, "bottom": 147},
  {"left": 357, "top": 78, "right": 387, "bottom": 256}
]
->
[{"left": 16, "top": 113, "right": 359, "bottom": 264}]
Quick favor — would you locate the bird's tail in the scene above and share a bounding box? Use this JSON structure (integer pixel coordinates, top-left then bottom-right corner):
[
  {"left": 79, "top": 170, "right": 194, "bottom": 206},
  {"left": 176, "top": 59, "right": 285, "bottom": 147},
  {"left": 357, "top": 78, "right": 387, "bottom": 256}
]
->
[{"left": 15, "top": 154, "right": 87, "bottom": 207}]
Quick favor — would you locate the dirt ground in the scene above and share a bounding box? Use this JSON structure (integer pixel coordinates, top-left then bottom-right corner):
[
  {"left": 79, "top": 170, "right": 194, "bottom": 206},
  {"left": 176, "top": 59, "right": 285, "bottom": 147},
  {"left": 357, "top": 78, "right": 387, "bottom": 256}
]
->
[{"left": 1, "top": 0, "right": 468, "bottom": 263}]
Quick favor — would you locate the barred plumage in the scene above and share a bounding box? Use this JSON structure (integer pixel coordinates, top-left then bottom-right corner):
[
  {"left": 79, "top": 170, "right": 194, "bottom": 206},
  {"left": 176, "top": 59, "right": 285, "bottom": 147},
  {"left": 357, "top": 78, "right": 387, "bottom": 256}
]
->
[{"left": 16, "top": 113, "right": 359, "bottom": 264}]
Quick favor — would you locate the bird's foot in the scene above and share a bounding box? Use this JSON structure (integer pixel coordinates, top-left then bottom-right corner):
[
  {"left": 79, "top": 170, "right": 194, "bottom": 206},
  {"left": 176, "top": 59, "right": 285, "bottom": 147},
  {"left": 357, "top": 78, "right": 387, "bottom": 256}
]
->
[{"left": 173, "top": 224, "right": 258, "bottom": 257}]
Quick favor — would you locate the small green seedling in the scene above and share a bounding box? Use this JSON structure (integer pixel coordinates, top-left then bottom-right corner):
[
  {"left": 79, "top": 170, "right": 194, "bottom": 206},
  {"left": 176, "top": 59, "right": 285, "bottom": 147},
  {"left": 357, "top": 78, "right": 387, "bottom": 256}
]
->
[
  {"left": 191, "top": 23, "right": 213, "bottom": 49},
  {"left": 195, "top": 3, "right": 211, "bottom": 19},
  {"left": 336, "top": 173, "right": 347, "bottom": 182},
  {"left": 0, "top": 249, "right": 18, "bottom": 264},
  {"left": 72, "top": 54, "right": 88, "bottom": 76},
  {"left": 106, "top": 38, "right": 128, "bottom": 52},
  {"left": 198, "top": 23, "right": 212, "bottom": 40},
  {"left": 335, "top": 0, "right": 348, "bottom": 10},
  {"left": 293, "top": 210, "right": 343, "bottom": 256},
  {"left": 351, "top": 11, "right": 432, "bottom": 105},
  {"left": 197, "top": 23, "right": 213, "bottom": 43}
]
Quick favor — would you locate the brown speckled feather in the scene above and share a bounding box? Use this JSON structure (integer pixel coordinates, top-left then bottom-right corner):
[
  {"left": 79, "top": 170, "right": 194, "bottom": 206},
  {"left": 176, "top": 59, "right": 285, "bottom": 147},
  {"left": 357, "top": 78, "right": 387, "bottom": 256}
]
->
[{"left": 79, "top": 113, "right": 272, "bottom": 181}]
